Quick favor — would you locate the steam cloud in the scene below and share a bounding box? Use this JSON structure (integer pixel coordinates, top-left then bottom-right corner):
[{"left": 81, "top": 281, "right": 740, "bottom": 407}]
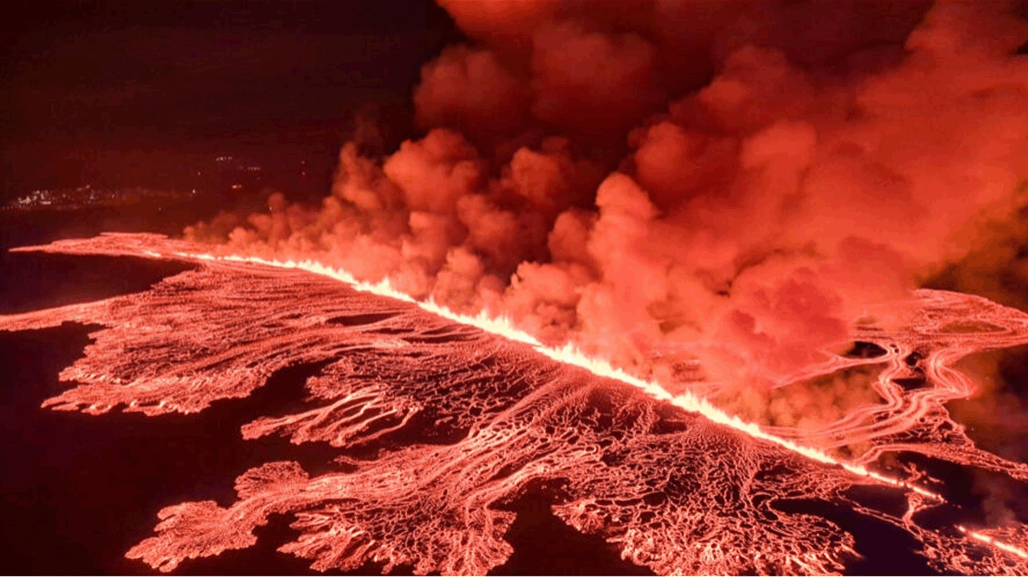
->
[{"left": 187, "top": 0, "right": 1028, "bottom": 400}]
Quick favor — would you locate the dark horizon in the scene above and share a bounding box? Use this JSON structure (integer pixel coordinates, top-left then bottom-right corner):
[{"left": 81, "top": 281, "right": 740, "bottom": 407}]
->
[{"left": 1, "top": 0, "right": 466, "bottom": 202}]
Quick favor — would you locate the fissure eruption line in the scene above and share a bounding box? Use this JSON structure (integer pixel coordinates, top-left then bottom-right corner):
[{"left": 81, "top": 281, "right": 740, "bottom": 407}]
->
[
  {"left": 8, "top": 233, "right": 1028, "bottom": 573},
  {"left": 957, "top": 526, "right": 1028, "bottom": 560},
  {"left": 183, "top": 251, "right": 943, "bottom": 501}
]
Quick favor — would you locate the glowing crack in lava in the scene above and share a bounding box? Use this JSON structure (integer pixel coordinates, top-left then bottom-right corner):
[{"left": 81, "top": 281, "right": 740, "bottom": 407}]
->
[{"left": 4, "top": 233, "right": 1028, "bottom": 575}]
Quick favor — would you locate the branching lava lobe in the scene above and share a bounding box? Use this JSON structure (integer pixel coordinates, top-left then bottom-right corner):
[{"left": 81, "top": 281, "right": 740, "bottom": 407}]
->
[{"left": 4, "top": 233, "right": 1028, "bottom": 575}]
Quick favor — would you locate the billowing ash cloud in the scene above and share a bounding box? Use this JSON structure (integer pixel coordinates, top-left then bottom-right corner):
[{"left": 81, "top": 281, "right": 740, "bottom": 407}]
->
[{"left": 186, "top": 0, "right": 1028, "bottom": 396}]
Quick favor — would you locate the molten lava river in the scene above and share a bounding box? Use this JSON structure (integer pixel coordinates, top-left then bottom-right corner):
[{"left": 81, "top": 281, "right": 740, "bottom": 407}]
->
[{"left": 5, "top": 232, "right": 1028, "bottom": 575}]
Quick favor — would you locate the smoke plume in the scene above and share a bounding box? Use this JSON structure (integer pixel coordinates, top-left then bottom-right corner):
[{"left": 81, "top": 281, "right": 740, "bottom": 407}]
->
[{"left": 187, "top": 0, "right": 1028, "bottom": 404}]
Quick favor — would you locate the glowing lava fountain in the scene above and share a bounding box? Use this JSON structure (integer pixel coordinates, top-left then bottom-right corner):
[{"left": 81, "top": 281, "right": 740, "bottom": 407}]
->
[{"left": 4, "top": 232, "right": 1028, "bottom": 575}]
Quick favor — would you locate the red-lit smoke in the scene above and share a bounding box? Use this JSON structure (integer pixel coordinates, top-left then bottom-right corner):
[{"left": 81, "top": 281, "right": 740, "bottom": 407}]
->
[{"left": 186, "top": 0, "right": 1028, "bottom": 394}]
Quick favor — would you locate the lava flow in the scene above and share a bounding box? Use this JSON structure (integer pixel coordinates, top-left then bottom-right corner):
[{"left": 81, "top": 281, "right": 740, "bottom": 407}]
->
[{"left": 2, "top": 232, "right": 1028, "bottom": 575}]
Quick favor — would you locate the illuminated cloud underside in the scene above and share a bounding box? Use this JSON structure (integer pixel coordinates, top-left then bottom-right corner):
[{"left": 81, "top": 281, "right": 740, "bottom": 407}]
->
[{"left": 3, "top": 232, "right": 1028, "bottom": 575}]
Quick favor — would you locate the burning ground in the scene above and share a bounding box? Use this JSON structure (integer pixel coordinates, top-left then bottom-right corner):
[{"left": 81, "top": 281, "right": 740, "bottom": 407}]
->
[{"left": 2, "top": 232, "right": 1028, "bottom": 574}]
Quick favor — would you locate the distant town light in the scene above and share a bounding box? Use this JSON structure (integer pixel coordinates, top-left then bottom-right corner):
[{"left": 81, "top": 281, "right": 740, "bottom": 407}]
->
[{"left": 7, "top": 185, "right": 194, "bottom": 211}]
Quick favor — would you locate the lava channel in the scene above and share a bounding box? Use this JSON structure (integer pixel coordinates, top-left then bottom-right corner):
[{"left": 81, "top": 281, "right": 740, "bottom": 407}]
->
[{"left": 3, "top": 232, "right": 1028, "bottom": 575}]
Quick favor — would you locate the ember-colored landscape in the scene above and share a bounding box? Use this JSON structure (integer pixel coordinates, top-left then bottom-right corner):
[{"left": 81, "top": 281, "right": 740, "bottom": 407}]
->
[
  {"left": 6, "top": 0, "right": 1028, "bottom": 574},
  {"left": 2, "top": 232, "right": 1028, "bottom": 574}
]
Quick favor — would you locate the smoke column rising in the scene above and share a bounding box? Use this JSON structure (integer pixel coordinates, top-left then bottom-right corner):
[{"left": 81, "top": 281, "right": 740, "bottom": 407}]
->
[{"left": 186, "top": 0, "right": 1028, "bottom": 408}]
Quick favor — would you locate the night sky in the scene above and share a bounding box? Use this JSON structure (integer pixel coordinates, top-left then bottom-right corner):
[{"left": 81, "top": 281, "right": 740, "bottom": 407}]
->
[{"left": 1, "top": 0, "right": 464, "bottom": 201}]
